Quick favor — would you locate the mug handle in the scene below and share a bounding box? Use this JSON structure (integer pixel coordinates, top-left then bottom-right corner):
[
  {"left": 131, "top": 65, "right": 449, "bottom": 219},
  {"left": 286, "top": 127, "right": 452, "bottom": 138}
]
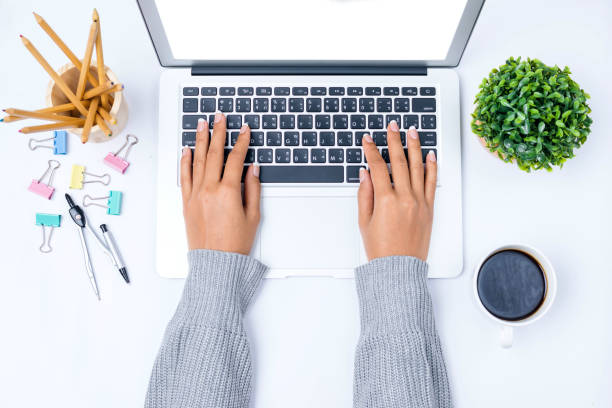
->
[{"left": 500, "top": 325, "right": 513, "bottom": 348}]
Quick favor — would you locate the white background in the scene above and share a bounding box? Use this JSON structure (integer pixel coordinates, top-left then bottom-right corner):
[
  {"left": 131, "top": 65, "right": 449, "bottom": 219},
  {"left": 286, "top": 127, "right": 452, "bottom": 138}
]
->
[{"left": 0, "top": 0, "right": 611, "bottom": 407}]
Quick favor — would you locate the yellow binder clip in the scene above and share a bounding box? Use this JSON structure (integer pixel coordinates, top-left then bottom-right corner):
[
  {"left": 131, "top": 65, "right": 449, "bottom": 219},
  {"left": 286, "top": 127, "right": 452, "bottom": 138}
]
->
[{"left": 70, "top": 165, "right": 111, "bottom": 189}]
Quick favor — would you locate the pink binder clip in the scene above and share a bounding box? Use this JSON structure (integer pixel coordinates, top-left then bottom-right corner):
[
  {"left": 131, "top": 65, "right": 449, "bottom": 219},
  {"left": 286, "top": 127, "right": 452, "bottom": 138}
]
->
[
  {"left": 104, "top": 134, "right": 138, "bottom": 174},
  {"left": 28, "top": 159, "right": 60, "bottom": 199}
]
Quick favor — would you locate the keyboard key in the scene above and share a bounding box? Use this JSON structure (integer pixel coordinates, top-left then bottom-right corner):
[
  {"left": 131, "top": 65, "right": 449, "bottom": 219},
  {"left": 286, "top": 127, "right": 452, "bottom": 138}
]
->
[
  {"left": 302, "top": 131, "right": 317, "bottom": 146},
  {"left": 262, "top": 114, "right": 278, "bottom": 129},
  {"left": 412, "top": 98, "right": 436, "bottom": 112},
  {"left": 366, "top": 87, "right": 381, "bottom": 96},
  {"left": 254, "top": 98, "right": 269, "bottom": 112},
  {"left": 333, "top": 115, "right": 349, "bottom": 129},
  {"left": 403, "top": 115, "right": 419, "bottom": 129},
  {"left": 328, "top": 149, "right": 344, "bottom": 163},
  {"left": 208, "top": 114, "right": 216, "bottom": 127},
  {"left": 257, "top": 148, "right": 273, "bottom": 163},
  {"left": 275, "top": 148, "right": 291, "bottom": 163},
  {"left": 394, "top": 98, "right": 410, "bottom": 112},
  {"left": 329, "top": 87, "right": 345, "bottom": 96},
  {"left": 419, "top": 131, "right": 437, "bottom": 146},
  {"left": 359, "top": 98, "right": 375, "bottom": 112},
  {"left": 421, "top": 115, "right": 436, "bottom": 129},
  {"left": 224, "top": 148, "right": 231, "bottom": 162},
  {"left": 238, "top": 87, "right": 254, "bottom": 96},
  {"left": 227, "top": 115, "right": 242, "bottom": 129},
  {"left": 244, "top": 115, "right": 260, "bottom": 129},
  {"left": 182, "top": 131, "right": 196, "bottom": 146},
  {"left": 218, "top": 98, "right": 233, "bottom": 112},
  {"left": 250, "top": 132, "right": 264, "bottom": 146},
  {"left": 311, "top": 149, "right": 326, "bottom": 163},
  {"left": 383, "top": 87, "right": 400, "bottom": 96},
  {"left": 351, "top": 115, "right": 366, "bottom": 129},
  {"left": 289, "top": 98, "right": 304, "bottom": 112},
  {"left": 315, "top": 115, "right": 331, "bottom": 129},
  {"left": 182, "top": 115, "right": 207, "bottom": 130},
  {"left": 386, "top": 115, "right": 401, "bottom": 128},
  {"left": 381, "top": 148, "right": 391, "bottom": 163},
  {"left": 183, "top": 87, "right": 199, "bottom": 96},
  {"left": 274, "top": 87, "right": 290, "bottom": 96},
  {"left": 401, "top": 87, "right": 417, "bottom": 96},
  {"left": 347, "top": 148, "right": 362, "bottom": 163},
  {"left": 297, "top": 114, "right": 313, "bottom": 129},
  {"left": 256, "top": 87, "right": 272, "bottom": 96},
  {"left": 421, "top": 148, "right": 437, "bottom": 162},
  {"left": 355, "top": 131, "right": 368, "bottom": 146},
  {"left": 245, "top": 149, "right": 255, "bottom": 163},
  {"left": 307, "top": 98, "right": 322, "bottom": 112},
  {"left": 259, "top": 166, "right": 343, "bottom": 183},
  {"left": 220, "top": 87, "right": 235, "bottom": 96},
  {"left": 311, "top": 87, "right": 326, "bottom": 96},
  {"left": 183, "top": 98, "right": 198, "bottom": 112},
  {"left": 373, "top": 131, "right": 387, "bottom": 146},
  {"left": 319, "top": 132, "right": 335, "bottom": 146},
  {"left": 236, "top": 98, "right": 252, "bottom": 112},
  {"left": 324, "top": 98, "right": 339, "bottom": 112},
  {"left": 346, "top": 166, "right": 362, "bottom": 183},
  {"left": 231, "top": 131, "right": 240, "bottom": 145},
  {"left": 342, "top": 98, "right": 357, "bottom": 112},
  {"left": 200, "top": 98, "right": 216, "bottom": 112},
  {"left": 201, "top": 87, "right": 217, "bottom": 96},
  {"left": 368, "top": 115, "right": 384, "bottom": 129},
  {"left": 348, "top": 87, "right": 363, "bottom": 96},
  {"left": 284, "top": 131, "right": 299, "bottom": 146},
  {"left": 420, "top": 87, "right": 436, "bottom": 96},
  {"left": 266, "top": 131, "right": 282, "bottom": 146},
  {"left": 293, "top": 149, "right": 309, "bottom": 163},
  {"left": 292, "top": 87, "right": 308, "bottom": 95},
  {"left": 280, "top": 115, "right": 295, "bottom": 129},
  {"left": 337, "top": 131, "right": 353, "bottom": 146},
  {"left": 272, "top": 98, "right": 287, "bottom": 112},
  {"left": 377, "top": 98, "right": 392, "bottom": 112}
]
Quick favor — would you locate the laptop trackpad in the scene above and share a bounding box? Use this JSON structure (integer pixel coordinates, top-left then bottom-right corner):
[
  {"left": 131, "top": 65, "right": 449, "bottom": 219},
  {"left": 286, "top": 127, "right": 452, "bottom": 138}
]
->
[{"left": 257, "top": 196, "right": 361, "bottom": 273}]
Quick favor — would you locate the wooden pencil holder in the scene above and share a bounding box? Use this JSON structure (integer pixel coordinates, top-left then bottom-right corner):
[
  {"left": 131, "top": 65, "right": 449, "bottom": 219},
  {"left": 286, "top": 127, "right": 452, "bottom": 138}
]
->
[{"left": 45, "top": 62, "right": 128, "bottom": 143}]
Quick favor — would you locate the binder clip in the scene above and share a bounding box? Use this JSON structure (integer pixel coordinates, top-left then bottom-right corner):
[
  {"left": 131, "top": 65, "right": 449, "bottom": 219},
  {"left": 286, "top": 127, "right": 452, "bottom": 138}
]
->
[
  {"left": 83, "top": 191, "right": 123, "bottom": 215},
  {"left": 104, "top": 134, "right": 138, "bottom": 174},
  {"left": 70, "top": 165, "right": 111, "bottom": 189},
  {"left": 28, "top": 159, "right": 60, "bottom": 199},
  {"left": 28, "top": 130, "right": 67, "bottom": 155},
  {"left": 35, "top": 213, "right": 61, "bottom": 253}
]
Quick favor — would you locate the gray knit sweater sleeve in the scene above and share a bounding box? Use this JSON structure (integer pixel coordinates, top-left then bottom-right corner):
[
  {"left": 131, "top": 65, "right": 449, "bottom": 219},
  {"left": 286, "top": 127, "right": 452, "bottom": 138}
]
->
[
  {"left": 353, "top": 256, "right": 452, "bottom": 408},
  {"left": 145, "top": 249, "right": 268, "bottom": 408}
]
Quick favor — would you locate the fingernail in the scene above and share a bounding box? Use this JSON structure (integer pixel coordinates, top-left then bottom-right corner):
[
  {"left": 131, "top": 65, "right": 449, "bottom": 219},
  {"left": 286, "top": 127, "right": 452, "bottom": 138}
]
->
[
  {"left": 240, "top": 123, "right": 249, "bottom": 133},
  {"left": 197, "top": 118, "right": 206, "bottom": 131},
  {"left": 363, "top": 134, "right": 373, "bottom": 144},
  {"left": 252, "top": 164, "right": 260, "bottom": 177},
  {"left": 389, "top": 120, "right": 399, "bottom": 132},
  {"left": 359, "top": 167, "right": 366, "bottom": 182},
  {"left": 214, "top": 111, "right": 223, "bottom": 123},
  {"left": 427, "top": 150, "right": 436, "bottom": 162},
  {"left": 409, "top": 126, "right": 418, "bottom": 139},
  {"left": 182, "top": 147, "right": 189, "bottom": 156}
]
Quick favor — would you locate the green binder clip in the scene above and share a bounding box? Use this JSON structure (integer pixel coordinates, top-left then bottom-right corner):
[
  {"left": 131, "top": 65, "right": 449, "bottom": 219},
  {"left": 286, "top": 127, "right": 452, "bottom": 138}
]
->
[
  {"left": 83, "top": 190, "right": 123, "bottom": 215},
  {"left": 35, "top": 213, "right": 61, "bottom": 253}
]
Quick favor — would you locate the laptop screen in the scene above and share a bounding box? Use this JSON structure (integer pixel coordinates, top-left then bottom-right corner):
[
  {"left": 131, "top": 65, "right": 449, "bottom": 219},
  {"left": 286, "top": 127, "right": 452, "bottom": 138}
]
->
[{"left": 153, "top": 0, "right": 469, "bottom": 62}]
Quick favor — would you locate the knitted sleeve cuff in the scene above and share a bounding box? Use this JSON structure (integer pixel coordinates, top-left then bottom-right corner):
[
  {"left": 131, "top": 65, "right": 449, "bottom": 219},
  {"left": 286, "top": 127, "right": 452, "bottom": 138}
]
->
[{"left": 355, "top": 256, "right": 435, "bottom": 336}]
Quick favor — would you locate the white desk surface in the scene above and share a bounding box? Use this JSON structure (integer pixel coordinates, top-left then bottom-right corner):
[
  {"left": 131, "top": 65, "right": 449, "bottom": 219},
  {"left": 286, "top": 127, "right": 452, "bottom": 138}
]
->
[{"left": 1, "top": 0, "right": 611, "bottom": 406}]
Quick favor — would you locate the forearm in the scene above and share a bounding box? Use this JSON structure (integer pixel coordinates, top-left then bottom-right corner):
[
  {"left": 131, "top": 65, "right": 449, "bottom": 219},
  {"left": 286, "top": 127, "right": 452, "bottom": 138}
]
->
[
  {"left": 145, "top": 250, "right": 267, "bottom": 408},
  {"left": 353, "top": 256, "right": 451, "bottom": 408}
]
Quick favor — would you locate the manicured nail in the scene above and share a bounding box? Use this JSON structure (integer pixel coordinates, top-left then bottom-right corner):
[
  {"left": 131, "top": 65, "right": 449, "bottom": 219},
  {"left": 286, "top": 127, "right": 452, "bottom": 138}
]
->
[
  {"left": 197, "top": 118, "right": 206, "bottom": 131},
  {"left": 409, "top": 126, "right": 418, "bottom": 139},
  {"left": 214, "top": 111, "right": 223, "bottom": 123},
  {"left": 363, "top": 134, "right": 373, "bottom": 144},
  {"left": 359, "top": 167, "right": 366, "bottom": 182},
  {"left": 252, "top": 164, "right": 260, "bottom": 177},
  {"left": 427, "top": 151, "right": 436, "bottom": 162},
  {"left": 389, "top": 120, "right": 399, "bottom": 132},
  {"left": 240, "top": 123, "right": 249, "bottom": 133},
  {"left": 182, "top": 147, "right": 189, "bottom": 156}
]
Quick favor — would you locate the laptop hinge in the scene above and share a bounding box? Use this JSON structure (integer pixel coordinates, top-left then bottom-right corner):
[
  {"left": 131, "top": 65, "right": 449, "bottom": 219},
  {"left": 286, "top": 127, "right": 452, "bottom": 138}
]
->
[{"left": 191, "top": 66, "right": 427, "bottom": 76}]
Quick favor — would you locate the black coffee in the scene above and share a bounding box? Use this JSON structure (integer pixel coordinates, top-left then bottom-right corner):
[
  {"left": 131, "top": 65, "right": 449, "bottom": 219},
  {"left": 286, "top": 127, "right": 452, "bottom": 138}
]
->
[{"left": 477, "top": 250, "right": 546, "bottom": 321}]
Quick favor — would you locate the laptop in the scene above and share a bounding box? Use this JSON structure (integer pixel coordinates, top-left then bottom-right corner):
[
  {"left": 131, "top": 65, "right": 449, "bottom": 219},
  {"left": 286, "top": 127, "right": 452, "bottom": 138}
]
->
[{"left": 137, "top": 0, "right": 483, "bottom": 279}]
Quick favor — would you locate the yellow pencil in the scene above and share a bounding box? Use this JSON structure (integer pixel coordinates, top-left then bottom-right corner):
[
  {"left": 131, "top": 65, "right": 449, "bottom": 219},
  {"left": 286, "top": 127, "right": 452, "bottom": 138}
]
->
[
  {"left": 83, "top": 81, "right": 116, "bottom": 99},
  {"left": 19, "top": 120, "right": 85, "bottom": 134},
  {"left": 20, "top": 36, "right": 89, "bottom": 117},
  {"left": 0, "top": 100, "right": 91, "bottom": 123},
  {"left": 3, "top": 108, "right": 83, "bottom": 123},
  {"left": 76, "top": 21, "right": 98, "bottom": 100},
  {"left": 95, "top": 114, "right": 112, "bottom": 137},
  {"left": 92, "top": 9, "right": 109, "bottom": 109},
  {"left": 81, "top": 97, "right": 100, "bottom": 143},
  {"left": 97, "top": 105, "right": 116, "bottom": 125}
]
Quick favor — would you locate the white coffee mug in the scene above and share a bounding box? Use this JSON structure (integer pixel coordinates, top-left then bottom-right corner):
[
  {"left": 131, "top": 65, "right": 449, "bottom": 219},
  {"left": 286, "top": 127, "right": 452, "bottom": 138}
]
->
[{"left": 473, "top": 244, "right": 557, "bottom": 348}]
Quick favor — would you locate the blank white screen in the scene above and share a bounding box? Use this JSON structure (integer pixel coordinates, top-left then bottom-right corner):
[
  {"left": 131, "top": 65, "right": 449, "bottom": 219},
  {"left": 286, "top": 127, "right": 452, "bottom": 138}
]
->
[{"left": 155, "top": 0, "right": 468, "bottom": 61}]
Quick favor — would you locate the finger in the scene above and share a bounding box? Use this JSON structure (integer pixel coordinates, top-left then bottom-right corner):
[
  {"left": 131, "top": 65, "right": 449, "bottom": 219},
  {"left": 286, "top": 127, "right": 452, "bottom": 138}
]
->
[
  {"left": 386, "top": 120, "right": 410, "bottom": 193},
  {"left": 244, "top": 164, "right": 261, "bottom": 222},
  {"left": 192, "top": 118, "right": 209, "bottom": 189},
  {"left": 406, "top": 126, "right": 425, "bottom": 198},
  {"left": 424, "top": 150, "right": 438, "bottom": 207},
  {"left": 357, "top": 167, "right": 374, "bottom": 229},
  {"left": 204, "top": 111, "right": 227, "bottom": 185},
  {"left": 180, "top": 146, "right": 193, "bottom": 201},
  {"left": 362, "top": 134, "right": 393, "bottom": 196},
  {"left": 223, "top": 124, "right": 250, "bottom": 185}
]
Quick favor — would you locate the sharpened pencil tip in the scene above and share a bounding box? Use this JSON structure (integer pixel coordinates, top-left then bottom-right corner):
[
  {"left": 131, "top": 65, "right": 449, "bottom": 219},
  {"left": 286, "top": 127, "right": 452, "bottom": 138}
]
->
[
  {"left": 18, "top": 129, "right": 22, "bottom": 133},
  {"left": 19, "top": 34, "right": 23, "bottom": 38},
  {"left": 0, "top": 118, "right": 4, "bottom": 122}
]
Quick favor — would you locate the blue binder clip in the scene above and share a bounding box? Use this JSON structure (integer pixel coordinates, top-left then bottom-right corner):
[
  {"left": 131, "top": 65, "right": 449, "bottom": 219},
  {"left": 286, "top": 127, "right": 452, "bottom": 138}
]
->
[{"left": 28, "top": 130, "right": 67, "bottom": 155}]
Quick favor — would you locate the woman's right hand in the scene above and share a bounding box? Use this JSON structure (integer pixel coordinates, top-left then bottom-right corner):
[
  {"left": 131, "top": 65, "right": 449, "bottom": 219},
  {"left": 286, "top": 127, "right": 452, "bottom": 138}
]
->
[{"left": 357, "top": 121, "right": 438, "bottom": 261}]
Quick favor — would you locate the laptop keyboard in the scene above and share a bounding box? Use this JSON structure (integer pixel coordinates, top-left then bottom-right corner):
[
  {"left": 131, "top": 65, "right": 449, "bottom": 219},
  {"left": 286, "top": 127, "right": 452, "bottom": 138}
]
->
[{"left": 181, "top": 86, "right": 438, "bottom": 183}]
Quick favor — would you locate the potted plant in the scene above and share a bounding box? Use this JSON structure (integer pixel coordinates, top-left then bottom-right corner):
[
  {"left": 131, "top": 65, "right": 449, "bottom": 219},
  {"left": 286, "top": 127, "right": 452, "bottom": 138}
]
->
[{"left": 471, "top": 57, "right": 592, "bottom": 172}]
